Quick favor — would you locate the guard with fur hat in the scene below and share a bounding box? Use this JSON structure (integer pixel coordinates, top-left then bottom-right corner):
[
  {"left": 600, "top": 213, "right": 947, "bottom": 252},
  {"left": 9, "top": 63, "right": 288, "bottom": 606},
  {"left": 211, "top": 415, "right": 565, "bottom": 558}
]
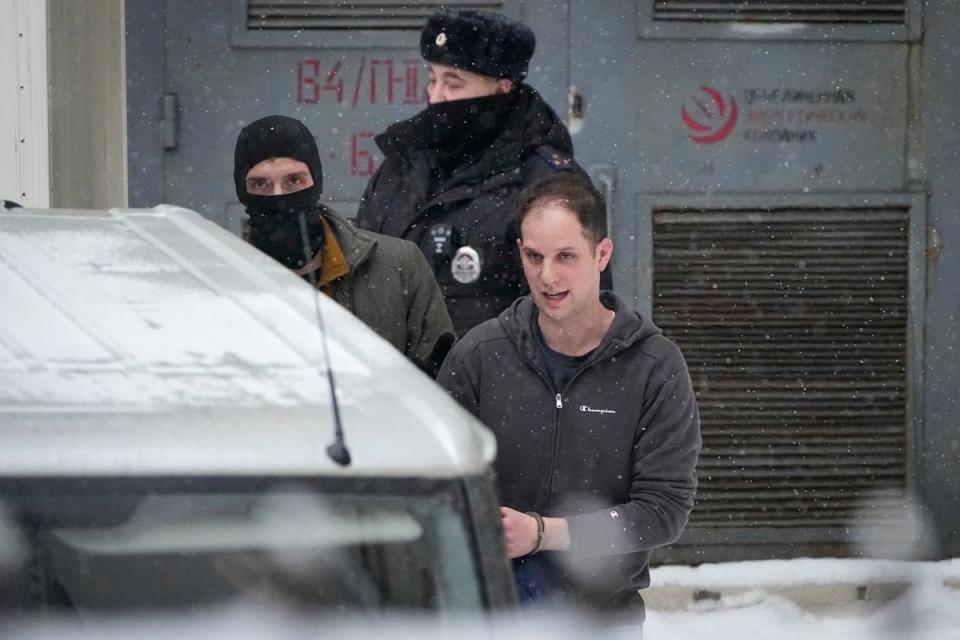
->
[
  {"left": 356, "top": 9, "right": 607, "bottom": 338},
  {"left": 235, "top": 115, "right": 455, "bottom": 376}
]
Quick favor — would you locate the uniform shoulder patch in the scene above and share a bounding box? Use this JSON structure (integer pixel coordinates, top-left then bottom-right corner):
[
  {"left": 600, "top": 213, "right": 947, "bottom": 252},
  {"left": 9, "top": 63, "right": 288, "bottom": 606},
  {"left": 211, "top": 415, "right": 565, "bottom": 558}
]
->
[{"left": 533, "top": 145, "right": 573, "bottom": 170}]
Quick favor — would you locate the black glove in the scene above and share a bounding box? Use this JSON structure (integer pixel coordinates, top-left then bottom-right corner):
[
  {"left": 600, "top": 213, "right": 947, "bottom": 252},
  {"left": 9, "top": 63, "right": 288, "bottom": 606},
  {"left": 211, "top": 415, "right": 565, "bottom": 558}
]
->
[{"left": 413, "top": 332, "right": 457, "bottom": 379}]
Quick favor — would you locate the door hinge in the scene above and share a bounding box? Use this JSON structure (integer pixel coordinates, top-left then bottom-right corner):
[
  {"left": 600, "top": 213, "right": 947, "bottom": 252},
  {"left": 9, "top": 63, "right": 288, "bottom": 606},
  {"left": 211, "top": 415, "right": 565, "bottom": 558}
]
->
[
  {"left": 567, "top": 86, "right": 584, "bottom": 135},
  {"left": 927, "top": 225, "right": 941, "bottom": 262},
  {"left": 162, "top": 92, "right": 179, "bottom": 151}
]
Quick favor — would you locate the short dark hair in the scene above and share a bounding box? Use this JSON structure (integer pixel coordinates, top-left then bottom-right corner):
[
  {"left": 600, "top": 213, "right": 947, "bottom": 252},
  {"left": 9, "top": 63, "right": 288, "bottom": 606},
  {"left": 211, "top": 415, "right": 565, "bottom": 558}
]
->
[{"left": 515, "top": 173, "right": 607, "bottom": 245}]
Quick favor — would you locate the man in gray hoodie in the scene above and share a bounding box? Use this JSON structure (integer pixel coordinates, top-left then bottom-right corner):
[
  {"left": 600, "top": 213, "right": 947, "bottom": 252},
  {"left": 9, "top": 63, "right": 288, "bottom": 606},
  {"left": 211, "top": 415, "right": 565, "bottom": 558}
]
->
[{"left": 437, "top": 174, "right": 701, "bottom": 622}]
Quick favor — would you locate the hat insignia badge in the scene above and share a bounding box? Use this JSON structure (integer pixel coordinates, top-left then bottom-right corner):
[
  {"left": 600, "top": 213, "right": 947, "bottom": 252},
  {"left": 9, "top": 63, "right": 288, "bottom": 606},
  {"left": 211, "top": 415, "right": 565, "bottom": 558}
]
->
[{"left": 435, "top": 32, "right": 447, "bottom": 47}]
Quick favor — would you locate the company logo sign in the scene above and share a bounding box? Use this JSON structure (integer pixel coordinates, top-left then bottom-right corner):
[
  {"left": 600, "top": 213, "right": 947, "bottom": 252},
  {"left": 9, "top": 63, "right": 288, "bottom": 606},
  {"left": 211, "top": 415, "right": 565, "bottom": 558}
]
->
[{"left": 681, "top": 86, "right": 739, "bottom": 143}]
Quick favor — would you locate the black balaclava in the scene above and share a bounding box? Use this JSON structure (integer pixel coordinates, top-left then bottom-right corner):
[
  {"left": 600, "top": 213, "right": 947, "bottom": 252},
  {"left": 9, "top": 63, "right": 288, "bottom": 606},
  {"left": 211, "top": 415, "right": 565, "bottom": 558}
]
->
[
  {"left": 426, "top": 91, "right": 516, "bottom": 170},
  {"left": 234, "top": 115, "right": 325, "bottom": 270}
]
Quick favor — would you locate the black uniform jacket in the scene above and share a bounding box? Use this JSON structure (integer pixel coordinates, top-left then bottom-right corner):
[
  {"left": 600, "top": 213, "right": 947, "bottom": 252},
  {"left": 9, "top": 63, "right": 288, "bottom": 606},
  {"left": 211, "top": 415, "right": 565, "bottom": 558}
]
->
[
  {"left": 355, "top": 84, "right": 589, "bottom": 337},
  {"left": 437, "top": 292, "right": 701, "bottom": 610}
]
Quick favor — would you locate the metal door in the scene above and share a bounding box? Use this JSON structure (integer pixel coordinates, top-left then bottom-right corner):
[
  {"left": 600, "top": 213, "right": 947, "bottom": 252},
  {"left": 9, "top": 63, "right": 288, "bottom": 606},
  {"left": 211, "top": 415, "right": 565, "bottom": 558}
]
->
[{"left": 125, "top": 0, "right": 570, "bottom": 235}]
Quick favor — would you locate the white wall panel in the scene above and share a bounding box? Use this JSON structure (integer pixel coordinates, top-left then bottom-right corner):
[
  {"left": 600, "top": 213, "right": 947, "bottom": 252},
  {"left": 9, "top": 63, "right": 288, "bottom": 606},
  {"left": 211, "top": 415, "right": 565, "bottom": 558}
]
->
[{"left": 0, "top": 0, "right": 50, "bottom": 207}]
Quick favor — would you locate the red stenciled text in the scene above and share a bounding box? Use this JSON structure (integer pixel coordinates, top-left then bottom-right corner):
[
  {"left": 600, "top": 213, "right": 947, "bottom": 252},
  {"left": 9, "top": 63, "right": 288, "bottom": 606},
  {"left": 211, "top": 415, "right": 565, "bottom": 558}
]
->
[
  {"left": 298, "top": 58, "right": 426, "bottom": 108},
  {"left": 351, "top": 131, "right": 377, "bottom": 177}
]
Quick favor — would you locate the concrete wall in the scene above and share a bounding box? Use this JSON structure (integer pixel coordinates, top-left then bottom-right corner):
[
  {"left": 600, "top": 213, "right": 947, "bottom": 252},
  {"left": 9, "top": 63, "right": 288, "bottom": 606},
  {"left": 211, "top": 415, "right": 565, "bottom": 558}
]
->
[{"left": 47, "top": 0, "right": 128, "bottom": 209}]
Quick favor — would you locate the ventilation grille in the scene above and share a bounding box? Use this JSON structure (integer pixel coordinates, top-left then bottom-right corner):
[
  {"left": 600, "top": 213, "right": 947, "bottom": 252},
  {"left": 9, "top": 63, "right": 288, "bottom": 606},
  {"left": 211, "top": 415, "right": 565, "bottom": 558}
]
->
[
  {"left": 653, "top": 208, "right": 909, "bottom": 528},
  {"left": 247, "top": 1, "right": 503, "bottom": 31},
  {"left": 653, "top": 0, "right": 907, "bottom": 24}
]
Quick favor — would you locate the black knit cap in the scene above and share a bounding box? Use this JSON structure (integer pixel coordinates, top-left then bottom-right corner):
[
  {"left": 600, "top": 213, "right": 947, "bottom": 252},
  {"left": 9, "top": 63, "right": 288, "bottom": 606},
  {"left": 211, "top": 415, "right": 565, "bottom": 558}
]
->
[
  {"left": 233, "top": 115, "right": 323, "bottom": 205},
  {"left": 420, "top": 9, "right": 535, "bottom": 82}
]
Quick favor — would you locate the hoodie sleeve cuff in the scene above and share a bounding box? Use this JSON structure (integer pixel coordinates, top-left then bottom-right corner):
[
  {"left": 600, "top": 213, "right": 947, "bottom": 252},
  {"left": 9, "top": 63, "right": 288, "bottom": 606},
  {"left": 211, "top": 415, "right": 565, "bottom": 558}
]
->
[{"left": 565, "top": 508, "right": 636, "bottom": 556}]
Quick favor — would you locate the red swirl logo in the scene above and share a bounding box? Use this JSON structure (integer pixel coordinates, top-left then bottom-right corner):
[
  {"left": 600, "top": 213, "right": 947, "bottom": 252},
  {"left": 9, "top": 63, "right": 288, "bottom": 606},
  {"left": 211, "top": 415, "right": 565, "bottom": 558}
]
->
[{"left": 682, "top": 86, "right": 738, "bottom": 143}]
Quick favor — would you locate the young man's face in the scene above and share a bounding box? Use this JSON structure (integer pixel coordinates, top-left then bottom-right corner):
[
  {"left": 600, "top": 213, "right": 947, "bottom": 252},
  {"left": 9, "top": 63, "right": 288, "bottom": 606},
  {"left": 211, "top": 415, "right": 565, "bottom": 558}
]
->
[
  {"left": 426, "top": 62, "right": 513, "bottom": 104},
  {"left": 244, "top": 157, "right": 314, "bottom": 196},
  {"left": 518, "top": 203, "right": 612, "bottom": 325}
]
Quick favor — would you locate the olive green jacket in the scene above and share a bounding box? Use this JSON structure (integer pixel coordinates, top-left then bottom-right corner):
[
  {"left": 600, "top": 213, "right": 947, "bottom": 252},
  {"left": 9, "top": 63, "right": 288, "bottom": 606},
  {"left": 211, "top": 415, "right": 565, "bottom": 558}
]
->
[{"left": 317, "top": 205, "right": 455, "bottom": 375}]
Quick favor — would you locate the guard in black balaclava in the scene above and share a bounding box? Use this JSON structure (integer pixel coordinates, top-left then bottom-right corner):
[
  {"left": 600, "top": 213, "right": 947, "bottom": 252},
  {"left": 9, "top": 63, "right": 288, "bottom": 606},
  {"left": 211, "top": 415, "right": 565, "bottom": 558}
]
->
[{"left": 234, "top": 115, "right": 326, "bottom": 270}]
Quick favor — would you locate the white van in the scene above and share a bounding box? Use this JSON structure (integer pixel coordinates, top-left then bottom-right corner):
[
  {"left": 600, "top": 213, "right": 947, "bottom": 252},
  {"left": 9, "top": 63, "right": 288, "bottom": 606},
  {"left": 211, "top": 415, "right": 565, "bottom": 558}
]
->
[{"left": 0, "top": 205, "right": 515, "bottom": 617}]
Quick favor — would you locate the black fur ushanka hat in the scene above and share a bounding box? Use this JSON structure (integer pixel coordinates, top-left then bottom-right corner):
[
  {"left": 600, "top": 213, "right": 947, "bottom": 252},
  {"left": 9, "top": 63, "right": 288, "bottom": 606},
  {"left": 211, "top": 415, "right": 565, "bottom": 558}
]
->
[{"left": 420, "top": 9, "right": 536, "bottom": 82}]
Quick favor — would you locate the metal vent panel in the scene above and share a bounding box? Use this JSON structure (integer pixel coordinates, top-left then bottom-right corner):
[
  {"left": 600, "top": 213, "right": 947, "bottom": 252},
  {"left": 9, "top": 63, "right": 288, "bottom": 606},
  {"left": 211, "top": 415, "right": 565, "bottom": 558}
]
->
[
  {"left": 653, "top": 208, "right": 909, "bottom": 529},
  {"left": 248, "top": 1, "right": 504, "bottom": 31},
  {"left": 653, "top": 0, "right": 907, "bottom": 24}
]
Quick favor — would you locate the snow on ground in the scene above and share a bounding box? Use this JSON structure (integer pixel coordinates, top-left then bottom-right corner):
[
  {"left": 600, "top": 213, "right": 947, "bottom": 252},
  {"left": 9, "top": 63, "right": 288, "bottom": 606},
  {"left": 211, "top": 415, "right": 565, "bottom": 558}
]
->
[
  {"left": 642, "top": 558, "right": 960, "bottom": 640},
  {"left": 2, "top": 559, "right": 959, "bottom": 639},
  {"left": 650, "top": 557, "right": 960, "bottom": 586}
]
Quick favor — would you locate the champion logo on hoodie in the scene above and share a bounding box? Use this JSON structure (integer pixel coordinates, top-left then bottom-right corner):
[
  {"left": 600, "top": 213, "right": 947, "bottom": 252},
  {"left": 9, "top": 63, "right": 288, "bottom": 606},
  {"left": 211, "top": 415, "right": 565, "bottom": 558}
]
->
[{"left": 579, "top": 405, "right": 617, "bottom": 415}]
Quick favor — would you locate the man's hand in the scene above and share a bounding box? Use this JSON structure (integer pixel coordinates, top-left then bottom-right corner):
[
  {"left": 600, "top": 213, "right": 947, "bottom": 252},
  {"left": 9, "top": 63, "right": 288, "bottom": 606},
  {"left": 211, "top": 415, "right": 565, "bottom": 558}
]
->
[{"left": 500, "top": 506, "right": 539, "bottom": 558}]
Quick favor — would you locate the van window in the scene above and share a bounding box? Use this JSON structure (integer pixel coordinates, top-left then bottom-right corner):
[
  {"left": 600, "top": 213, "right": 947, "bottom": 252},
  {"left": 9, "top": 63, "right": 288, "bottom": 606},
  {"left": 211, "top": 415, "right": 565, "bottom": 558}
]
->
[{"left": 0, "top": 478, "right": 483, "bottom": 616}]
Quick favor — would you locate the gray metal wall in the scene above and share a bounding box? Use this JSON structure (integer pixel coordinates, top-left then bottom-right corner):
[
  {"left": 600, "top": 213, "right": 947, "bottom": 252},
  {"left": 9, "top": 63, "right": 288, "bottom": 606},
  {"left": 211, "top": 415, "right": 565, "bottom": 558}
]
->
[
  {"left": 914, "top": 0, "right": 960, "bottom": 560},
  {"left": 127, "top": 1, "right": 543, "bottom": 232},
  {"left": 124, "top": 0, "right": 959, "bottom": 561}
]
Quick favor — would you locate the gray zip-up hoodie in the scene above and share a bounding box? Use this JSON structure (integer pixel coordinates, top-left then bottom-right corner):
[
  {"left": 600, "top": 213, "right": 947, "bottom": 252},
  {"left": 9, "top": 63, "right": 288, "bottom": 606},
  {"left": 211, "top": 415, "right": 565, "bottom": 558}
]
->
[{"left": 437, "top": 292, "right": 701, "bottom": 609}]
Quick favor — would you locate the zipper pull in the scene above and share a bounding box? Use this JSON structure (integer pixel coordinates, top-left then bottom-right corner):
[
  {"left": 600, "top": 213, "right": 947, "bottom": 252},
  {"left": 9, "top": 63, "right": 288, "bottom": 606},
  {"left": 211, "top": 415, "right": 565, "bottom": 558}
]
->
[{"left": 556, "top": 393, "right": 563, "bottom": 409}]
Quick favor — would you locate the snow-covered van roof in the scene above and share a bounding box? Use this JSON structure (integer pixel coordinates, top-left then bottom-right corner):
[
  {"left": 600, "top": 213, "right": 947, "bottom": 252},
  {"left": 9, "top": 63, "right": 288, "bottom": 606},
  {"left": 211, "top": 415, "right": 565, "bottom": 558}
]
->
[{"left": 0, "top": 206, "right": 494, "bottom": 478}]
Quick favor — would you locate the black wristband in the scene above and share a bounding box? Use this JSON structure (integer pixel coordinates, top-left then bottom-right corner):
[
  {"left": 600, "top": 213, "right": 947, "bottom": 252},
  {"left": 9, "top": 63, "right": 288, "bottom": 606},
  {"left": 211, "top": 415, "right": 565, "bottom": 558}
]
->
[{"left": 525, "top": 511, "right": 545, "bottom": 556}]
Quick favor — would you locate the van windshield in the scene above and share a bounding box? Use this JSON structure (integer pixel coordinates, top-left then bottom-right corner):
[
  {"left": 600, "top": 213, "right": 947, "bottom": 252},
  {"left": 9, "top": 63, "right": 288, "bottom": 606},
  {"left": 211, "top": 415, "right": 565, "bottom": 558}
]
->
[{"left": 0, "top": 477, "right": 484, "bottom": 616}]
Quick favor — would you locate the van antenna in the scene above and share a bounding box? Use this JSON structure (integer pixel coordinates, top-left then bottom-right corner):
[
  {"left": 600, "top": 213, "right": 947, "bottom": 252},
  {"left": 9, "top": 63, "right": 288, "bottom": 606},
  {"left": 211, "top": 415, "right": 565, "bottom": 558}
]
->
[{"left": 298, "top": 210, "right": 351, "bottom": 466}]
